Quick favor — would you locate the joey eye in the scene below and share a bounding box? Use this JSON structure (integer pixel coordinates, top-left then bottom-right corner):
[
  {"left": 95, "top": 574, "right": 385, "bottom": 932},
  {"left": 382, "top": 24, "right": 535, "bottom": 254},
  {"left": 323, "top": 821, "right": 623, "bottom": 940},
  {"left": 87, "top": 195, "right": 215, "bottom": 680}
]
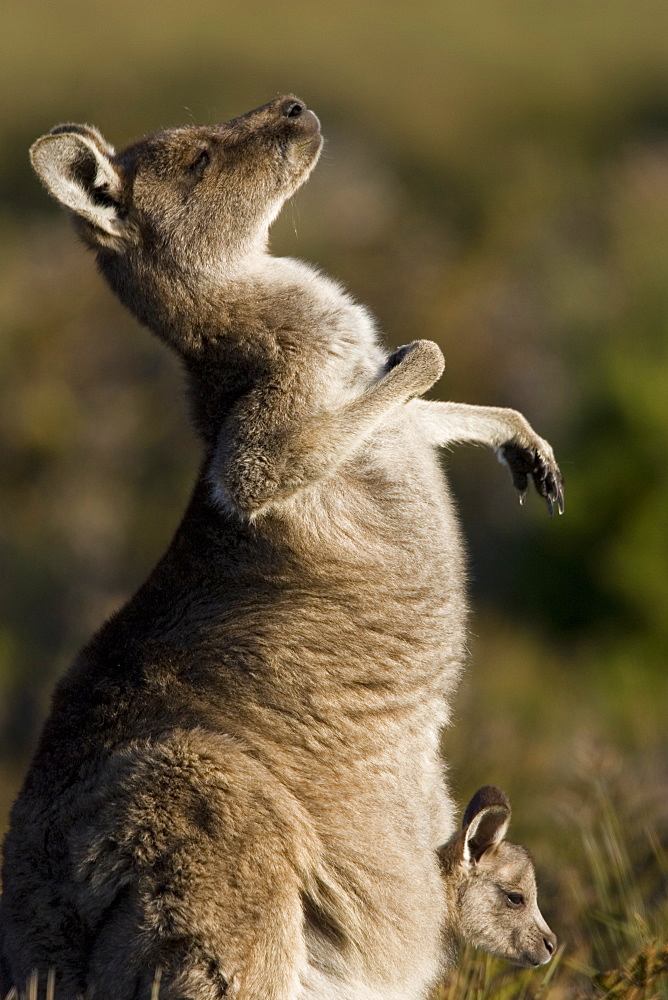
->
[
  {"left": 188, "top": 148, "right": 210, "bottom": 176},
  {"left": 507, "top": 892, "right": 525, "bottom": 908}
]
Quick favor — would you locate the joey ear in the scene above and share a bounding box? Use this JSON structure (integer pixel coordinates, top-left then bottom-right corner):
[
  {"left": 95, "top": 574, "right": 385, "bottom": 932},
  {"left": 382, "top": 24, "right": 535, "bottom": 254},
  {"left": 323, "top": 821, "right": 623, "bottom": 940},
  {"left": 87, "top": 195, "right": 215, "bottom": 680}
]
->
[
  {"left": 462, "top": 785, "right": 511, "bottom": 864},
  {"left": 30, "top": 125, "right": 128, "bottom": 248}
]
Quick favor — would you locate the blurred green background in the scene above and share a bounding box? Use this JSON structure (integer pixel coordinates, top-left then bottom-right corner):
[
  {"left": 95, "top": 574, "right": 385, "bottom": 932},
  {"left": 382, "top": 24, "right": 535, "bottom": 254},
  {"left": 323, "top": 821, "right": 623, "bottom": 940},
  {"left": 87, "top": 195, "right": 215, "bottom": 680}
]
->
[{"left": 1, "top": 0, "right": 667, "bottom": 992}]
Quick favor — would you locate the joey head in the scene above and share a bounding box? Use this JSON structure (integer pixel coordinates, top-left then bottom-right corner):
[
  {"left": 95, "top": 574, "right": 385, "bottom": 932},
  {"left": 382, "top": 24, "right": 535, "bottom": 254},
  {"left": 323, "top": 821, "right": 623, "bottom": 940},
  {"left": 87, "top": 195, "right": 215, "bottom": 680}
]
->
[{"left": 438, "top": 786, "right": 557, "bottom": 969}]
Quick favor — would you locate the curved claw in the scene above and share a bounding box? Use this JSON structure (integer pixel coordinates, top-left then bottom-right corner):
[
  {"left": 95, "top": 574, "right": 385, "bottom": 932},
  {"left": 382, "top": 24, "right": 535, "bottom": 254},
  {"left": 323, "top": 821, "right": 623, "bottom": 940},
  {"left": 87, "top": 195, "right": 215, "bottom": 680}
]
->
[
  {"left": 556, "top": 479, "right": 565, "bottom": 515},
  {"left": 501, "top": 441, "right": 564, "bottom": 517},
  {"left": 538, "top": 464, "right": 565, "bottom": 517}
]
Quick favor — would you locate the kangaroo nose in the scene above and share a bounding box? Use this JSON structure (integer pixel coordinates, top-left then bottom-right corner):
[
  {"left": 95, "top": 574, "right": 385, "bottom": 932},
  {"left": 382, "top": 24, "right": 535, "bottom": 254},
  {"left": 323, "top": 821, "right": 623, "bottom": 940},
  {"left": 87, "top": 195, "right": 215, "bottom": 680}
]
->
[{"left": 282, "top": 99, "right": 305, "bottom": 119}]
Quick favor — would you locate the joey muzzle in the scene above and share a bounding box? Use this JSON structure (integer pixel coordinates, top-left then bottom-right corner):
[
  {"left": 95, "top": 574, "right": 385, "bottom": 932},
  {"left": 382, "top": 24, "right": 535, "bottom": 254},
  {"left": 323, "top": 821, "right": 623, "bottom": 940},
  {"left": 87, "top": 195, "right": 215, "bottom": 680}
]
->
[{"left": 530, "top": 930, "right": 557, "bottom": 967}]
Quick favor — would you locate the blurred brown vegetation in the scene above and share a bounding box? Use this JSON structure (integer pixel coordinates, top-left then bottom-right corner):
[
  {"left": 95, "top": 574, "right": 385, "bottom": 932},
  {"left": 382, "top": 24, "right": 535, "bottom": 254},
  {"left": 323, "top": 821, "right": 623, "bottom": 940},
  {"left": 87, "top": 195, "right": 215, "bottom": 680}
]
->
[{"left": 1, "top": 1, "right": 667, "bottom": 995}]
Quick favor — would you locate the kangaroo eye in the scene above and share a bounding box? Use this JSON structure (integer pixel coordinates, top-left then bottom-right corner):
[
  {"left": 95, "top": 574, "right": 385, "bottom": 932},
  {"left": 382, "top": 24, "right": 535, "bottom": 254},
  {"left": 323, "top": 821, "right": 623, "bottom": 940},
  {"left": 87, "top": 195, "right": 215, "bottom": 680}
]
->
[
  {"left": 507, "top": 892, "right": 525, "bottom": 908},
  {"left": 189, "top": 148, "right": 210, "bottom": 175}
]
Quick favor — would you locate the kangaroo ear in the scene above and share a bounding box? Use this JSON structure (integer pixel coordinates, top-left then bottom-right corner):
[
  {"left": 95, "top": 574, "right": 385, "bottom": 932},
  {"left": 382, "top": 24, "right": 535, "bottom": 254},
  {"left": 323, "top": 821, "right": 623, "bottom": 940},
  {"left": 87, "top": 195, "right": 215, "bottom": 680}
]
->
[
  {"left": 30, "top": 125, "right": 128, "bottom": 249},
  {"left": 462, "top": 785, "right": 511, "bottom": 864}
]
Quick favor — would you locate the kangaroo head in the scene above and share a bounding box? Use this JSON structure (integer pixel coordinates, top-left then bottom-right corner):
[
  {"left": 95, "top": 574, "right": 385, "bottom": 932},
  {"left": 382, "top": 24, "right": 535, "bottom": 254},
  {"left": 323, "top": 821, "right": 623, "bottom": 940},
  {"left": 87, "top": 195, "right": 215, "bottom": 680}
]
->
[
  {"left": 439, "top": 786, "right": 557, "bottom": 968},
  {"left": 29, "top": 97, "right": 322, "bottom": 336}
]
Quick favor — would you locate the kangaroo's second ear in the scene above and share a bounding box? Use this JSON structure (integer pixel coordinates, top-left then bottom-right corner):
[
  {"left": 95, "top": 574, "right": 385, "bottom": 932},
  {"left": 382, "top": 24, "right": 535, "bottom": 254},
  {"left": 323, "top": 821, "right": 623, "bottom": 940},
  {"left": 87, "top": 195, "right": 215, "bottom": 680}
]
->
[
  {"left": 462, "top": 785, "right": 511, "bottom": 864},
  {"left": 30, "top": 126, "right": 128, "bottom": 248}
]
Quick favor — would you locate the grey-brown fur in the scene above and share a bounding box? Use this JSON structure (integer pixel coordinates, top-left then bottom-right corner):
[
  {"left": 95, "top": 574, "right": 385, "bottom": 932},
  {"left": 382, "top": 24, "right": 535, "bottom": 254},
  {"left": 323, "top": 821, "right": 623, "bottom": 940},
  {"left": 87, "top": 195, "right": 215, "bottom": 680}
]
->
[
  {"left": 0, "top": 98, "right": 562, "bottom": 1000},
  {"left": 438, "top": 786, "right": 556, "bottom": 968}
]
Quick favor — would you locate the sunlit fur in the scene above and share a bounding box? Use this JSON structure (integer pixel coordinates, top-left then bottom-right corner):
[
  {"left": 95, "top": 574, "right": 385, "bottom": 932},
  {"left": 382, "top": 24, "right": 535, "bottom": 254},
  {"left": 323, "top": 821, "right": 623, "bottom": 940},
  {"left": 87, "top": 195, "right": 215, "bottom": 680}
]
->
[{"left": 1, "top": 99, "right": 560, "bottom": 1000}]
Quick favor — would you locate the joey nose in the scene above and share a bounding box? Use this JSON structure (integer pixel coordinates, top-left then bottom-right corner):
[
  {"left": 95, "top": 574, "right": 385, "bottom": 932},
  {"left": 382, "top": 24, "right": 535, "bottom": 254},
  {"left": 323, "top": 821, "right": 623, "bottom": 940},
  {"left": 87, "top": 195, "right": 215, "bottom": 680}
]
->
[{"left": 544, "top": 933, "right": 557, "bottom": 956}]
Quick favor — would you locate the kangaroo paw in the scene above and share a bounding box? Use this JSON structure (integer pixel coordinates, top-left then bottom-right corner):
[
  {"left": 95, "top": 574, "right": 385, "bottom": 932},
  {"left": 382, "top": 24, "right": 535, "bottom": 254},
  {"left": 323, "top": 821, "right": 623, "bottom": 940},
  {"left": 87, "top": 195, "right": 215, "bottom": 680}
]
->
[
  {"left": 498, "top": 440, "right": 564, "bottom": 516},
  {"left": 385, "top": 341, "right": 445, "bottom": 398}
]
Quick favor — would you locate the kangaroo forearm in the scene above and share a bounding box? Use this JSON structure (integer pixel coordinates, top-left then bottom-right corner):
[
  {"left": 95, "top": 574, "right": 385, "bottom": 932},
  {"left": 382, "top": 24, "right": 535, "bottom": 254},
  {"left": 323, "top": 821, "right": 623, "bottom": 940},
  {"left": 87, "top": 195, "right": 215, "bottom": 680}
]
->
[
  {"left": 212, "top": 351, "right": 439, "bottom": 517},
  {"left": 415, "top": 399, "right": 564, "bottom": 515},
  {"left": 211, "top": 399, "right": 400, "bottom": 516},
  {"left": 215, "top": 415, "right": 385, "bottom": 517},
  {"left": 414, "top": 400, "right": 538, "bottom": 450}
]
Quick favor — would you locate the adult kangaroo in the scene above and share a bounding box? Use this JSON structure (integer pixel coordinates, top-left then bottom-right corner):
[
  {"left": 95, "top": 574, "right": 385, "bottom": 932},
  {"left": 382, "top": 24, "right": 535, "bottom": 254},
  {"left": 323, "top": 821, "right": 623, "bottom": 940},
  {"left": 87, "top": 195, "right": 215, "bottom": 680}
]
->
[{"left": 0, "top": 97, "right": 562, "bottom": 1000}]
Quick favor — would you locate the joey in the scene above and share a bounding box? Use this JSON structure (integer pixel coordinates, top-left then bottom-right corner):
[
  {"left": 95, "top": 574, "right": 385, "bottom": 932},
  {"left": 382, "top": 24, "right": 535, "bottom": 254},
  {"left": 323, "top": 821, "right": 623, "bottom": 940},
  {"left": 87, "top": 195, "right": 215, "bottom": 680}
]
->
[{"left": 438, "top": 786, "right": 557, "bottom": 969}]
